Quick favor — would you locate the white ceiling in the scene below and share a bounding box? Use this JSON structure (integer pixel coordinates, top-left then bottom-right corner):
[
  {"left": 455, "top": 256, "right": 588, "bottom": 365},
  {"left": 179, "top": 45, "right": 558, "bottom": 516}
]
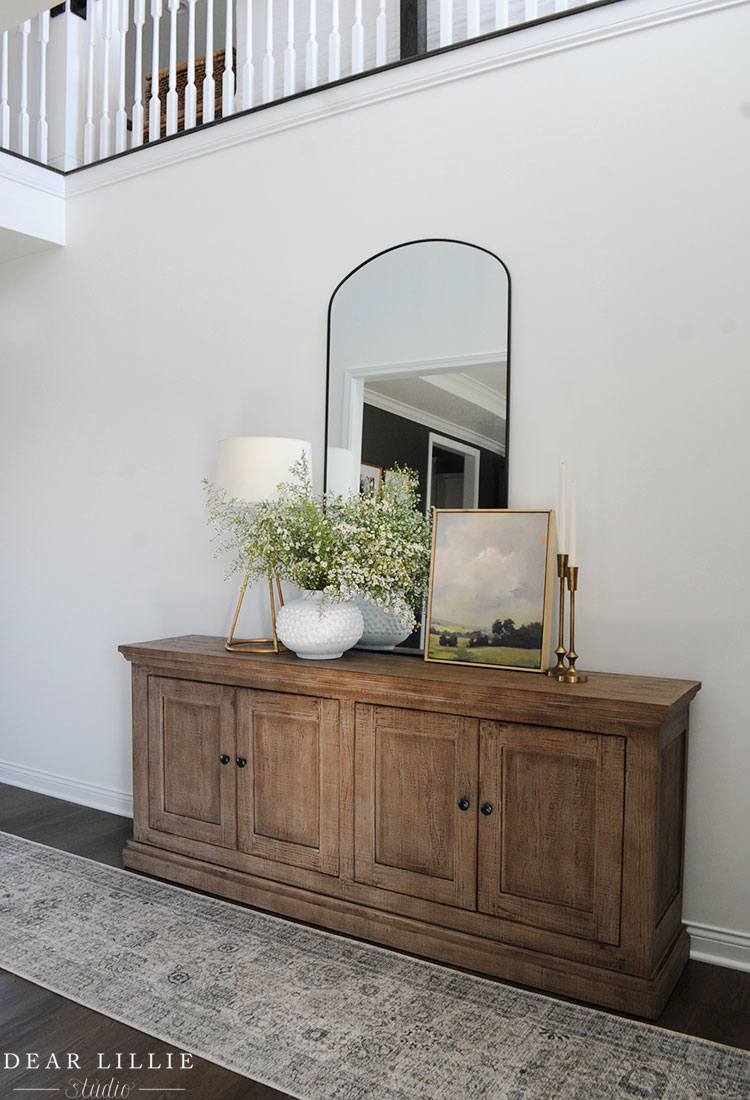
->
[{"left": 0, "top": 1, "right": 54, "bottom": 32}]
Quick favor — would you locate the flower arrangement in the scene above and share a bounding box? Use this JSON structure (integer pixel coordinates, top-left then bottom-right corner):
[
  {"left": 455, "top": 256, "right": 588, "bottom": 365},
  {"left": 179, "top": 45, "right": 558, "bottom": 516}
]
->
[{"left": 204, "top": 455, "right": 433, "bottom": 626}]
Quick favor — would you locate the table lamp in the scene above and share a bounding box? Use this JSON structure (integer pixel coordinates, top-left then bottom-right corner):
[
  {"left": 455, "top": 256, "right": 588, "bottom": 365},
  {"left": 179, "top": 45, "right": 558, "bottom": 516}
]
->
[{"left": 216, "top": 436, "right": 312, "bottom": 653}]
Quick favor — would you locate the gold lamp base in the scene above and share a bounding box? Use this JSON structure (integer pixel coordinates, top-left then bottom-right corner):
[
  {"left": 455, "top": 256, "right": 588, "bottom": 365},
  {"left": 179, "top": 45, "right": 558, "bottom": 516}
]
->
[{"left": 225, "top": 565, "right": 286, "bottom": 654}]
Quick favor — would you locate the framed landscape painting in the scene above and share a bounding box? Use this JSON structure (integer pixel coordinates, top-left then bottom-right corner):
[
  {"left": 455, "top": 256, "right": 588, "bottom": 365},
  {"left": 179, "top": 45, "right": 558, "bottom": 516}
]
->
[{"left": 425, "top": 510, "right": 556, "bottom": 673}]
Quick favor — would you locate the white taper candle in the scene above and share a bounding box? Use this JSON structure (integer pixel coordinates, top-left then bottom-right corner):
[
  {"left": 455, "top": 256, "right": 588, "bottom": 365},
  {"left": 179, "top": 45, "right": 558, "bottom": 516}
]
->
[
  {"left": 557, "top": 462, "right": 567, "bottom": 555},
  {"left": 568, "top": 482, "right": 577, "bottom": 567}
]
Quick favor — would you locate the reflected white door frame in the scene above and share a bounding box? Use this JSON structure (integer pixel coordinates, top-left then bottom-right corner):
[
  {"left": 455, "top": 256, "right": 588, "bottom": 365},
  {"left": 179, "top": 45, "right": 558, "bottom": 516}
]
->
[{"left": 425, "top": 432, "right": 481, "bottom": 511}]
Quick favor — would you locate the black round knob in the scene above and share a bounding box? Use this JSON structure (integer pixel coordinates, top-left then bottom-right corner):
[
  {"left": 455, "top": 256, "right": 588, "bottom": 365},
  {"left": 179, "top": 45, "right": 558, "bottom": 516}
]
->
[
  {"left": 457, "top": 798, "right": 470, "bottom": 811},
  {"left": 480, "top": 802, "right": 494, "bottom": 816},
  {"left": 236, "top": 757, "right": 247, "bottom": 768},
  {"left": 219, "top": 754, "right": 231, "bottom": 765}
]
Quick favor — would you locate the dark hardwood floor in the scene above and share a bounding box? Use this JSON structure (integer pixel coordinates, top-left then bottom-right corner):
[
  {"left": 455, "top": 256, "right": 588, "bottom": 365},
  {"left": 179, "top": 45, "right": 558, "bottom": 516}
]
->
[
  {"left": 0, "top": 784, "right": 288, "bottom": 1100},
  {"left": 1, "top": 782, "right": 749, "bottom": 1100}
]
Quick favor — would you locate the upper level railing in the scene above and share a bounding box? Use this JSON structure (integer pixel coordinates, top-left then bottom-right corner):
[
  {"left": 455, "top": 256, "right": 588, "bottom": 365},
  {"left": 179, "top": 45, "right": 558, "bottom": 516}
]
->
[{"left": 0, "top": 0, "right": 591, "bottom": 172}]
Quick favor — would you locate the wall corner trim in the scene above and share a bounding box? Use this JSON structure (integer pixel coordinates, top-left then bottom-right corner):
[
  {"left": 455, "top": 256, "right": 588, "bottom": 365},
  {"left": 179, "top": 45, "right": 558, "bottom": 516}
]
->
[
  {"left": 686, "top": 921, "right": 750, "bottom": 973},
  {"left": 0, "top": 152, "right": 66, "bottom": 198},
  {"left": 0, "top": 759, "right": 133, "bottom": 820}
]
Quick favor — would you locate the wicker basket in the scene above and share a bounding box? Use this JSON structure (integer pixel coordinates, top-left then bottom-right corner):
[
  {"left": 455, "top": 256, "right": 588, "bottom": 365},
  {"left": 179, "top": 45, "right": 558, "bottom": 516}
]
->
[{"left": 144, "top": 49, "right": 237, "bottom": 140}]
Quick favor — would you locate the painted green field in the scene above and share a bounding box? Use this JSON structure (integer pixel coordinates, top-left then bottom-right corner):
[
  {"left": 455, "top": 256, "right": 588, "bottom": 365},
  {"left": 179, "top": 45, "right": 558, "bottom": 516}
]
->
[{"left": 427, "top": 636, "right": 541, "bottom": 668}]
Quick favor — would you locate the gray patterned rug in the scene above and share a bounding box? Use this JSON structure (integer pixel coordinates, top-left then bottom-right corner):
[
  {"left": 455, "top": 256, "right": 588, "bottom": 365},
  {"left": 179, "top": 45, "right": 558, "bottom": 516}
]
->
[{"left": 0, "top": 832, "right": 748, "bottom": 1100}]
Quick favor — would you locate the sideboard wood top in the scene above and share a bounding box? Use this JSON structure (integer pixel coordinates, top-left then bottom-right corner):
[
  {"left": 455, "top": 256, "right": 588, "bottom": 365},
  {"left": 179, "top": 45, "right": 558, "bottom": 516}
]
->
[{"left": 119, "top": 635, "right": 700, "bottom": 728}]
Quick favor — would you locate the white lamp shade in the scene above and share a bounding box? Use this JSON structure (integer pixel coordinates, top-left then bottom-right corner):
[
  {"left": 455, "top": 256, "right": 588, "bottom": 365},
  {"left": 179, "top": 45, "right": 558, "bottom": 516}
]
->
[
  {"left": 326, "top": 446, "right": 359, "bottom": 498},
  {"left": 217, "top": 437, "right": 312, "bottom": 503}
]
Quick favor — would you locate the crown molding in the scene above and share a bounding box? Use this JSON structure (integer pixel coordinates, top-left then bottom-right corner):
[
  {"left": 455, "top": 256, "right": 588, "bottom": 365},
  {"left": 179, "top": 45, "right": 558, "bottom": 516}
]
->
[
  {"left": 364, "top": 390, "right": 506, "bottom": 456},
  {"left": 346, "top": 351, "right": 505, "bottom": 381},
  {"left": 0, "top": 149, "right": 65, "bottom": 197},
  {"left": 64, "top": 0, "right": 746, "bottom": 198},
  {"left": 423, "top": 372, "right": 507, "bottom": 421}
]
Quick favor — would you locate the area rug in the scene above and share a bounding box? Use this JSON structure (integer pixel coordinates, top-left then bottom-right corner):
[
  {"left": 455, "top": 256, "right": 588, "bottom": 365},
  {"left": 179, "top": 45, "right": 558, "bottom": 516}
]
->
[{"left": 1, "top": 832, "right": 748, "bottom": 1100}]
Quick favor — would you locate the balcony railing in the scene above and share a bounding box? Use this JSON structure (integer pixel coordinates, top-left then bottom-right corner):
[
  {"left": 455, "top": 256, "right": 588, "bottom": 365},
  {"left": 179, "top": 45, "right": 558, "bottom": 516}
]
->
[{"left": 1, "top": 0, "right": 590, "bottom": 171}]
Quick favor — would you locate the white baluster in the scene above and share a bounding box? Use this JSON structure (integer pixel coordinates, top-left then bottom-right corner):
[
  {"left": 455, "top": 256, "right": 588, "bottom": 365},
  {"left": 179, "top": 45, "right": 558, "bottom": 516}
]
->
[
  {"left": 494, "top": 0, "right": 509, "bottom": 29},
  {"left": 203, "top": 0, "right": 215, "bottom": 123},
  {"left": 240, "top": 0, "right": 253, "bottom": 110},
  {"left": 283, "top": 0, "right": 295, "bottom": 97},
  {"left": 132, "top": 0, "right": 145, "bottom": 147},
  {"left": 305, "top": 0, "right": 317, "bottom": 88},
  {"left": 524, "top": 0, "right": 538, "bottom": 20},
  {"left": 439, "top": 0, "right": 452, "bottom": 46},
  {"left": 0, "top": 31, "right": 9, "bottom": 151},
  {"left": 554, "top": 0, "right": 568, "bottom": 10},
  {"left": 263, "top": 0, "right": 274, "bottom": 102},
  {"left": 375, "top": 0, "right": 386, "bottom": 67},
  {"left": 328, "top": 0, "right": 340, "bottom": 82},
  {"left": 115, "top": 0, "right": 129, "bottom": 152},
  {"left": 148, "top": 0, "right": 162, "bottom": 142},
  {"left": 37, "top": 11, "right": 50, "bottom": 164},
  {"left": 222, "top": 0, "right": 235, "bottom": 116},
  {"left": 351, "top": 0, "right": 363, "bottom": 74},
  {"left": 100, "top": 0, "right": 113, "bottom": 158},
  {"left": 467, "top": 0, "right": 480, "bottom": 38},
  {"left": 84, "top": 0, "right": 97, "bottom": 163},
  {"left": 165, "top": 0, "right": 178, "bottom": 134},
  {"left": 184, "top": 0, "right": 197, "bottom": 127},
  {"left": 19, "top": 20, "right": 31, "bottom": 157}
]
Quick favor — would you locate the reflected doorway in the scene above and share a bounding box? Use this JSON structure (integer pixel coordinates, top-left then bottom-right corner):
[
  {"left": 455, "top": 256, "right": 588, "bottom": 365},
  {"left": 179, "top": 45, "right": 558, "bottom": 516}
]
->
[{"left": 426, "top": 433, "right": 480, "bottom": 509}]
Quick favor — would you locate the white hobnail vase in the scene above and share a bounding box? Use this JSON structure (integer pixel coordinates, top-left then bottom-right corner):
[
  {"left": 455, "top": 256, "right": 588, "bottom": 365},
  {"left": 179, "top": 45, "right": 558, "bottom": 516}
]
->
[
  {"left": 352, "top": 593, "right": 413, "bottom": 651},
  {"left": 276, "top": 590, "right": 364, "bottom": 660}
]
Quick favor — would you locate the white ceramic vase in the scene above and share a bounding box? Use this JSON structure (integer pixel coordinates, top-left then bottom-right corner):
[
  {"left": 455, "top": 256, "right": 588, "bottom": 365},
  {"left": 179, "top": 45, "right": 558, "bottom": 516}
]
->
[
  {"left": 353, "top": 593, "right": 413, "bottom": 651},
  {"left": 276, "top": 590, "right": 364, "bottom": 660}
]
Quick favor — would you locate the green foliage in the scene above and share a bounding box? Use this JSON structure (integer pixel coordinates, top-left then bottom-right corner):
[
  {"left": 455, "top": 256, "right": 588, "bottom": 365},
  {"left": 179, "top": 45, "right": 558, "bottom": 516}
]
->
[
  {"left": 204, "top": 456, "right": 433, "bottom": 626},
  {"left": 432, "top": 617, "right": 543, "bottom": 656},
  {"left": 428, "top": 635, "right": 541, "bottom": 667},
  {"left": 490, "top": 618, "right": 542, "bottom": 649}
]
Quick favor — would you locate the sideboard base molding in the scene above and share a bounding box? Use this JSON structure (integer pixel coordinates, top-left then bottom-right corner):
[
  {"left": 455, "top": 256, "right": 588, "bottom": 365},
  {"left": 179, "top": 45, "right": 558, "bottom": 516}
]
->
[{"left": 124, "top": 838, "right": 690, "bottom": 1019}]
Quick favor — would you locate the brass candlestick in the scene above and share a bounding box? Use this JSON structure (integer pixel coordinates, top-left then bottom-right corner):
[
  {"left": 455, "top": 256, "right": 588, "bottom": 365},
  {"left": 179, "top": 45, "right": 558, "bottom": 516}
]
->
[
  {"left": 546, "top": 553, "right": 568, "bottom": 678},
  {"left": 560, "top": 565, "right": 588, "bottom": 684}
]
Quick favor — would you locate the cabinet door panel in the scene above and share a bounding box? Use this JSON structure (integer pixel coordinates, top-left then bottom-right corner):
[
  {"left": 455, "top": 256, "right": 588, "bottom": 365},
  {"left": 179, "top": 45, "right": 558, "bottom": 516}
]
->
[
  {"left": 478, "top": 722, "right": 624, "bottom": 944},
  {"left": 237, "top": 691, "right": 340, "bottom": 877},
  {"left": 355, "top": 705, "right": 478, "bottom": 909},
  {"left": 148, "top": 677, "right": 237, "bottom": 847}
]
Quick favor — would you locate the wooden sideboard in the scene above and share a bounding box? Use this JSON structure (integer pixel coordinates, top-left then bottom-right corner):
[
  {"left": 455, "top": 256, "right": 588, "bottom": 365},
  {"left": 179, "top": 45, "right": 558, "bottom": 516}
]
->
[{"left": 120, "top": 635, "right": 700, "bottom": 1018}]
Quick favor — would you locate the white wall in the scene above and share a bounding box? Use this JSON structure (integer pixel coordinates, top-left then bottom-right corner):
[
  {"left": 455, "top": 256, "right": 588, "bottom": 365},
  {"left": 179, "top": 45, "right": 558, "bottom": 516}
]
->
[
  {"left": 0, "top": 0, "right": 748, "bottom": 961},
  {"left": 0, "top": 0, "right": 51, "bottom": 33}
]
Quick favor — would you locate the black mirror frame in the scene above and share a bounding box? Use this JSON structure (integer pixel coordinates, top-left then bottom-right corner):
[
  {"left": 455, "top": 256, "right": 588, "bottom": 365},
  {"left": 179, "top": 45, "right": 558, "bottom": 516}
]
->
[{"left": 324, "top": 238, "right": 512, "bottom": 508}]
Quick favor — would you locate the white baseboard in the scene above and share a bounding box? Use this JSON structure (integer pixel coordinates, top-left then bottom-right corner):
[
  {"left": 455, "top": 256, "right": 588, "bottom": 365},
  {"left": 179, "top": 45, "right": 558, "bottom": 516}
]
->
[
  {"left": 686, "top": 922, "right": 750, "bottom": 972},
  {"left": 0, "top": 759, "right": 133, "bottom": 819}
]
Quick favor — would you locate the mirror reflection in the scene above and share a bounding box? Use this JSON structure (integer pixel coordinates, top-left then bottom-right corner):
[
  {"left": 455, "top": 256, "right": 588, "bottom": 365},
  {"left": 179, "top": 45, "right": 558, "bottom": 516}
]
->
[{"left": 325, "top": 240, "right": 510, "bottom": 515}]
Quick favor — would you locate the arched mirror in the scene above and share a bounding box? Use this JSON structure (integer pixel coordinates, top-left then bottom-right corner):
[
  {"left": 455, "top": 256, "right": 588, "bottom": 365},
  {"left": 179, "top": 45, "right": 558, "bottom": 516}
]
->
[{"left": 325, "top": 240, "right": 511, "bottom": 514}]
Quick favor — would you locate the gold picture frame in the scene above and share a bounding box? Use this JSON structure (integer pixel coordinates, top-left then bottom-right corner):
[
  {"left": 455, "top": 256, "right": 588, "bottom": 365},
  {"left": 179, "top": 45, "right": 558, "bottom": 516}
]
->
[{"left": 424, "top": 509, "right": 557, "bottom": 673}]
